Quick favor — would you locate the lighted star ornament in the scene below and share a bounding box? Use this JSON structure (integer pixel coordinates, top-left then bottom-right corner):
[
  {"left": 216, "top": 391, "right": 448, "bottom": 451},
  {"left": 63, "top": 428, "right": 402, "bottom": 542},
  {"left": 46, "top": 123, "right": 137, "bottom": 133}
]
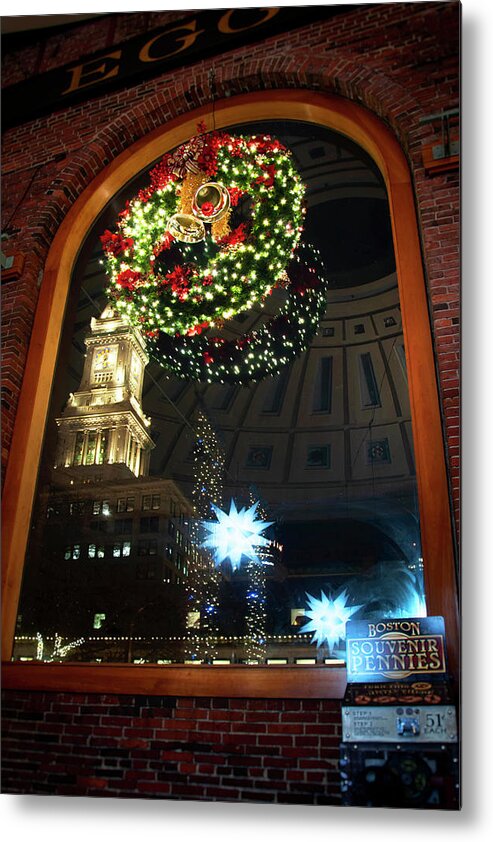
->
[
  {"left": 201, "top": 499, "right": 273, "bottom": 572},
  {"left": 304, "top": 589, "right": 362, "bottom": 653}
]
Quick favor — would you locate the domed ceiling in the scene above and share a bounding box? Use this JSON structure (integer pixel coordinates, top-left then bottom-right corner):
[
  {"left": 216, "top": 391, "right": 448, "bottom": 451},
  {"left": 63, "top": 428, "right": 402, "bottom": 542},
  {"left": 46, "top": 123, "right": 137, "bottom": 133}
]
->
[{"left": 50, "top": 120, "right": 418, "bottom": 557}]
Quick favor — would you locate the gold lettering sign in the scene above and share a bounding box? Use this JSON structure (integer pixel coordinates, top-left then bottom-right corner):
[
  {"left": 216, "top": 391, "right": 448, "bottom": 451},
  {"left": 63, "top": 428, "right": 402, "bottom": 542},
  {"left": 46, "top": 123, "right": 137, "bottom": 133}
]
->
[
  {"left": 139, "top": 20, "right": 205, "bottom": 63},
  {"left": 218, "top": 7, "right": 280, "bottom": 34},
  {"left": 61, "top": 50, "right": 122, "bottom": 96}
]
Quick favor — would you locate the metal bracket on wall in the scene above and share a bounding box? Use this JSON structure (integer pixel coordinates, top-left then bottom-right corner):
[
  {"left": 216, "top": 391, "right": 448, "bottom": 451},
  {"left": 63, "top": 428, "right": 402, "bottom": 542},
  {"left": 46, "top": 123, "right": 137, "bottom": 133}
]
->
[
  {"left": 420, "top": 108, "right": 459, "bottom": 174},
  {"left": 1, "top": 235, "right": 24, "bottom": 283}
]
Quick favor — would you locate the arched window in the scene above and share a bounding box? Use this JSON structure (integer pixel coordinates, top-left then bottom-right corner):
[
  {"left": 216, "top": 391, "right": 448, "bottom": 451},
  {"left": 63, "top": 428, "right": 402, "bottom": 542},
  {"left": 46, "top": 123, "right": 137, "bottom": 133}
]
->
[{"left": 2, "top": 92, "right": 458, "bottom": 696}]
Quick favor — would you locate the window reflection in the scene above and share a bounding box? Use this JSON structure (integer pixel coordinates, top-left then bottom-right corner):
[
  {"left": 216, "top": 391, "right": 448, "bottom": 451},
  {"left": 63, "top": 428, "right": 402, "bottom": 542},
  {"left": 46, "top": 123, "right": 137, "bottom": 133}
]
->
[{"left": 13, "top": 120, "right": 426, "bottom": 665}]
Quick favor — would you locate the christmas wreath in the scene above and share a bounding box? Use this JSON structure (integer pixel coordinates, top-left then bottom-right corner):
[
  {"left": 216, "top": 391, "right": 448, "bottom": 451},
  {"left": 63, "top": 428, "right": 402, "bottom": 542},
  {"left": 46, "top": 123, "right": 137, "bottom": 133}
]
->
[
  {"left": 149, "top": 242, "right": 328, "bottom": 384},
  {"left": 101, "top": 126, "right": 306, "bottom": 338}
]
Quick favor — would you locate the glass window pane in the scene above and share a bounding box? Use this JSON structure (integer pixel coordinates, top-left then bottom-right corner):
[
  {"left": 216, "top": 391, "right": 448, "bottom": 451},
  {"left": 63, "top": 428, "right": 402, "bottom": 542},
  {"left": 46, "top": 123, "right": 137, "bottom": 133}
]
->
[{"left": 12, "top": 119, "right": 427, "bottom": 666}]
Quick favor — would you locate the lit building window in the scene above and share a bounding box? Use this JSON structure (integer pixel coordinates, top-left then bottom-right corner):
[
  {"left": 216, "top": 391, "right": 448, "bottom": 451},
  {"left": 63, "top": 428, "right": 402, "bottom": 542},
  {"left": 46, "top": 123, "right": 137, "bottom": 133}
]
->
[
  {"left": 73, "top": 431, "right": 84, "bottom": 466},
  {"left": 85, "top": 431, "right": 97, "bottom": 465},
  {"left": 96, "top": 429, "right": 110, "bottom": 465},
  {"left": 88, "top": 544, "right": 96, "bottom": 559},
  {"left": 93, "top": 613, "right": 106, "bottom": 630},
  {"left": 92, "top": 499, "right": 111, "bottom": 516},
  {"left": 112, "top": 542, "right": 131, "bottom": 558},
  {"left": 117, "top": 496, "right": 135, "bottom": 513},
  {"left": 142, "top": 493, "right": 161, "bottom": 511}
]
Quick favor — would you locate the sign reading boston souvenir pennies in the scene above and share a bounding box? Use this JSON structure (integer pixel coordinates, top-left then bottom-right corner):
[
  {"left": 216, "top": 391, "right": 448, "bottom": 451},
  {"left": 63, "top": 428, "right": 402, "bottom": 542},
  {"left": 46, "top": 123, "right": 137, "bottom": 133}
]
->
[
  {"left": 341, "top": 617, "right": 457, "bottom": 751},
  {"left": 345, "top": 617, "right": 447, "bottom": 683}
]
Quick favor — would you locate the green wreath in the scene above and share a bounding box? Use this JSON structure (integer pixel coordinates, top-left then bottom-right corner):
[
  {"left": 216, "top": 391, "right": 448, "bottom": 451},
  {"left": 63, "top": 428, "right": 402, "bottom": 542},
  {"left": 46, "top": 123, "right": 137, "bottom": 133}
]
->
[
  {"left": 101, "top": 127, "right": 305, "bottom": 338},
  {"left": 149, "top": 243, "right": 328, "bottom": 384}
]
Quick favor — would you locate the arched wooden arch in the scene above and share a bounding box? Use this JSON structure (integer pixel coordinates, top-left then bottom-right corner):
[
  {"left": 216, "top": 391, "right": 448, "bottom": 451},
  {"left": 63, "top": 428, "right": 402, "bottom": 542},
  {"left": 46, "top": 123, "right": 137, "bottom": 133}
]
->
[{"left": 2, "top": 91, "right": 459, "bottom": 695}]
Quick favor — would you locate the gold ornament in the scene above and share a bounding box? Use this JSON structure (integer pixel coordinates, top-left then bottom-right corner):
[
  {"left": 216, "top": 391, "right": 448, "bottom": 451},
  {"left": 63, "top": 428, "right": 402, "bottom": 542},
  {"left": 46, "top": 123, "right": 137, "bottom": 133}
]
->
[
  {"left": 167, "top": 213, "right": 205, "bottom": 243},
  {"left": 179, "top": 171, "right": 208, "bottom": 216},
  {"left": 192, "top": 182, "right": 230, "bottom": 223},
  {"left": 211, "top": 214, "right": 231, "bottom": 242}
]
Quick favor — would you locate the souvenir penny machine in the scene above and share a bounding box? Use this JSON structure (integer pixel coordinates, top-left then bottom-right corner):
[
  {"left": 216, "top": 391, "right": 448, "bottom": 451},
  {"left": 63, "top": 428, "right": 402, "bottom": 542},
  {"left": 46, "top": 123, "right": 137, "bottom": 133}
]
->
[{"left": 339, "top": 616, "right": 459, "bottom": 809}]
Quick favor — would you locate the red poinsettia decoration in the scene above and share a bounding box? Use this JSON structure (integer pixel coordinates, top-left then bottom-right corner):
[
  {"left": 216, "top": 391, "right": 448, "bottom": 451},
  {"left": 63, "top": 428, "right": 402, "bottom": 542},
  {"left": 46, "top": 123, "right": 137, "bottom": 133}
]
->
[
  {"left": 254, "top": 137, "right": 283, "bottom": 155},
  {"left": 162, "top": 265, "right": 193, "bottom": 301},
  {"left": 116, "top": 268, "right": 142, "bottom": 290},
  {"left": 227, "top": 186, "right": 245, "bottom": 207},
  {"left": 186, "top": 321, "right": 210, "bottom": 336},
  {"left": 215, "top": 223, "right": 249, "bottom": 248},
  {"left": 118, "top": 201, "right": 131, "bottom": 221},
  {"left": 197, "top": 148, "right": 217, "bottom": 177},
  {"left": 101, "top": 230, "right": 134, "bottom": 257},
  {"left": 254, "top": 163, "right": 276, "bottom": 188}
]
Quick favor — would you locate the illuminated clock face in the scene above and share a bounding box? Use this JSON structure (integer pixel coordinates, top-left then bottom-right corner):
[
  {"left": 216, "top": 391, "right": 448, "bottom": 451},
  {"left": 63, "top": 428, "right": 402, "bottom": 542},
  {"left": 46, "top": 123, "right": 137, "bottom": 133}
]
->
[{"left": 93, "top": 346, "right": 116, "bottom": 372}]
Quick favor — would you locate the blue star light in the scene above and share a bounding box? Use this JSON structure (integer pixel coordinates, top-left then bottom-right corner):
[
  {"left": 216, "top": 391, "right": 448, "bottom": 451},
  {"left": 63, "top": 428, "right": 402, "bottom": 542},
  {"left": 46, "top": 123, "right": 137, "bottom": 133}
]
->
[
  {"left": 201, "top": 499, "right": 273, "bottom": 571},
  {"left": 304, "top": 589, "right": 362, "bottom": 652}
]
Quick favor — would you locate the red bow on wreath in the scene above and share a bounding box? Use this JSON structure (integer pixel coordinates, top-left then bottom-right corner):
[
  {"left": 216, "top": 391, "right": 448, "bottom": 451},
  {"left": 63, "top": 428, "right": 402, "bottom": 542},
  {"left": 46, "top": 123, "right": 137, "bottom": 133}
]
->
[{"left": 167, "top": 136, "right": 206, "bottom": 178}]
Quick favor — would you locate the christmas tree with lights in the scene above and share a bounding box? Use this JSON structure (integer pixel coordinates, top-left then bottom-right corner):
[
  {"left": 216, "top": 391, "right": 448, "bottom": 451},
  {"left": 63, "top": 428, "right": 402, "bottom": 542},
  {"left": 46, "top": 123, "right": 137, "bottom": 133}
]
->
[{"left": 184, "top": 410, "right": 224, "bottom": 662}]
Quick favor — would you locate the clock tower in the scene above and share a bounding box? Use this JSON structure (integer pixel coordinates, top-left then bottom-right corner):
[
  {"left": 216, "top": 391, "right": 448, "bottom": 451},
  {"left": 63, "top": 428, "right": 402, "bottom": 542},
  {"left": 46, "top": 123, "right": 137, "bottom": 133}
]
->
[{"left": 54, "top": 304, "right": 154, "bottom": 478}]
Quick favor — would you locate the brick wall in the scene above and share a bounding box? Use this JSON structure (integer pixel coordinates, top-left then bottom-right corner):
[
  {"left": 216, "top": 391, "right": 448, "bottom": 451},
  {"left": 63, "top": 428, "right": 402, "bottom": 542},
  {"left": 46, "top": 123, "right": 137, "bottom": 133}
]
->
[
  {"left": 1, "top": 691, "right": 341, "bottom": 803},
  {"left": 1, "top": 3, "right": 460, "bottom": 802}
]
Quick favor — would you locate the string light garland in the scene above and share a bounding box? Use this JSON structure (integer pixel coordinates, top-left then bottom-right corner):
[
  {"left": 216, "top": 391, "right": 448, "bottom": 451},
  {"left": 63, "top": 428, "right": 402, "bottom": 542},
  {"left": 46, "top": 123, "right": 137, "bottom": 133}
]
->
[
  {"left": 150, "top": 241, "right": 328, "bottom": 384},
  {"left": 185, "top": 410, "right": 224, "bottom": 662},
  {"left": 101, "top": 126, "right": 306, "bottom": 339},
  {"left": 244, "top": 488, "right": 271, "bottom": 663}
]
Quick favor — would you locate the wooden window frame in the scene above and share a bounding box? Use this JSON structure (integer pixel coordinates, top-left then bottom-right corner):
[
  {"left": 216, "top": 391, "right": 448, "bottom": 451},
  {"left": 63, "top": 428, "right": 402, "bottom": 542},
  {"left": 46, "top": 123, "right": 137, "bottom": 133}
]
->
[{"left": 1, "top": 91, "right": 459, "bottom": 697}]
